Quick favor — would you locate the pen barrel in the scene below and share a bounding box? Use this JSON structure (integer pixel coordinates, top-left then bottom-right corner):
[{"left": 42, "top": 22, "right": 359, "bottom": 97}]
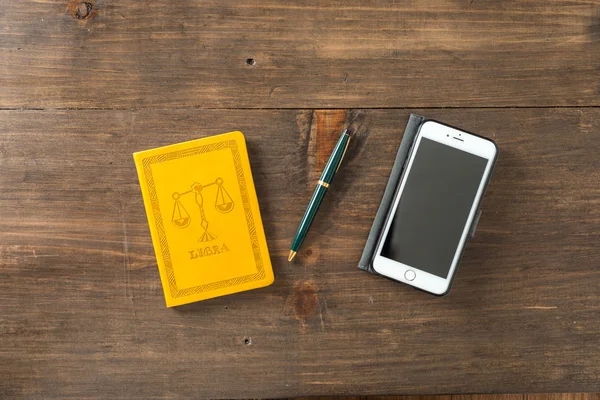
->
[
  {"left": 290, "top": 184, "right": 328, "bottom": 252},
  {"left": 320, "top": 131, "right": 350, "bottom": 183}
]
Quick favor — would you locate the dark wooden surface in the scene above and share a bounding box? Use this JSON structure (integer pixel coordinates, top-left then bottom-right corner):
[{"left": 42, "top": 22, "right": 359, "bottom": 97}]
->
[
  {"left": 1, "top": 0, "right": 600, "bottom": 399},
  {"left": 2, "top": 109, "right": 600, "bottom": 398},
  {"left": 340, "top": 395, "right": 600, "bottom": 400},
  {"left": 2, "top": 0, "right": 600, "bottom": 108}
]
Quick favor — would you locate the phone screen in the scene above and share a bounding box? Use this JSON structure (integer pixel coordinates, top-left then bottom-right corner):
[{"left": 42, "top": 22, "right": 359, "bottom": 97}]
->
[{"left": 381, "top": 137, "right": 489, "bottom": 278}]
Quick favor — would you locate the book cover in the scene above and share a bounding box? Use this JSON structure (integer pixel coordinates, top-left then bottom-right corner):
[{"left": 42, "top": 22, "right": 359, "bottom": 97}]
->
[{"left": 133, "top": 131, "right": 274, "bottom": 307}]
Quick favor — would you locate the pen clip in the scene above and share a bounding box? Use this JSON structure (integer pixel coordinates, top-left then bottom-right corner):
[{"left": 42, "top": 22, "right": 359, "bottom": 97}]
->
[{"left": 336, "top": 131, "right": 351, "bottom": 173}]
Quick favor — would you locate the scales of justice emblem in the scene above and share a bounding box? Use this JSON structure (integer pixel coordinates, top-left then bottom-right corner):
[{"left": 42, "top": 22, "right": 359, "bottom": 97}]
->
[{"left": 171, "top": 177, "right": 234, "bottom": 242}]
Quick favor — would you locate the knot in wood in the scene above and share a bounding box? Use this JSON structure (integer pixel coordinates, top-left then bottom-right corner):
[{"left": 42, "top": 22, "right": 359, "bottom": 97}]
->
[
  {"left": 76, "top": 1, "right": 93, "bottom": 19},
  {"left": 68, "top": 0, "right": 94, "bottom": 20}
]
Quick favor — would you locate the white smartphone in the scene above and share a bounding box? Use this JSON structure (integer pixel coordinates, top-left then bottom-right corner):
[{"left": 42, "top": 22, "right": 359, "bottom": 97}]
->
[{"left": 373, "top": 120, "right": 498, "bottom": 296}]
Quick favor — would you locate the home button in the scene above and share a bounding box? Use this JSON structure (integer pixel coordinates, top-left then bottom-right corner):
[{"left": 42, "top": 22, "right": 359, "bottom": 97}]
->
[{"left": 405, "top": 270, "right": 416, "bottom": 281}]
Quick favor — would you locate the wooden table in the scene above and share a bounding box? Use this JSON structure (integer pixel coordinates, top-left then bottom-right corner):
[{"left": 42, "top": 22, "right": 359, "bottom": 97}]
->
[{"left": 2, "top": 1, "right": 600, "bottom": 398}]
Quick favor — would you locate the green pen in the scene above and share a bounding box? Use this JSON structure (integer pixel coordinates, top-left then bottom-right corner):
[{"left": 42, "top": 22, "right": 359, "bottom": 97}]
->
[{"left": 289, "top": 129, "right": 352, "bottom": 261}]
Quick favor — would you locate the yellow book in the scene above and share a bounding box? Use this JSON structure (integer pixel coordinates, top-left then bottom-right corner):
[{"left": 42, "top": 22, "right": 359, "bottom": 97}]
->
[{"left": 133, "top": 131, "right": 274, "bottom": 307}]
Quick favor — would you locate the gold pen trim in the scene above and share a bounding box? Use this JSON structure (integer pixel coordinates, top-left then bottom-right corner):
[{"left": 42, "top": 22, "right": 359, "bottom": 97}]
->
[
  {"left": 288, "top": 250, "right": 297, "bottom": 262},
  {"left": 318, "top": 180, "right": 330, "bottom": 188},
  {"left": 336, "top": 134, "right": 351, "bottom": 173}
]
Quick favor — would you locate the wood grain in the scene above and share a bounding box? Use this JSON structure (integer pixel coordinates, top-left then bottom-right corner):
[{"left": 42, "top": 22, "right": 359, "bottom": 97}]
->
[
  {"left": 1, "top": 108, "right": 600, "bottom": 398},
  {"left": 454, "top": 396, "right": 523, "bottom": 400},
  {"left": 525, "top": 395, "right": 600, "bottom": 400},
  {"left": 361, "top": 395, "right": 599, "bottom": 400},
  {"left": 1, "top": 0, "right": 599, "bottom": 109},
  {"left": 368, "top": 396, "right": 453, "bottom": 400},
  {"left": 316, "top": 395, "right": 598, "bottom": 400}
]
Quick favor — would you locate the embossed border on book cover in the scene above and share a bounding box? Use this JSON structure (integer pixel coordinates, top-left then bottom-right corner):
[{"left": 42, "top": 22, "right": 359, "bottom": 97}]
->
[{"left": 141, "top": 139, "right": 266, "bottom": 298}]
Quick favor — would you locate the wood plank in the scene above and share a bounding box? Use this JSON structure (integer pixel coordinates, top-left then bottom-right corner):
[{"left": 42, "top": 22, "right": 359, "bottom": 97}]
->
[
  {"left": 454, "top": 395, "right": 523, "bottom": 400},
  {"left": 368, "top": 396, "right": 452, "bottom": 400},
  {"left": 362, "top": 396, "right": 596, "bottom": 400},
  {"left": 1, "top": 109, "right": 600, "bottom": 398},
  {"left": 1, "top": 0, "right": 599, "bottom": 109},
  {"left": 295, "top": 397, "right": 364, "bottom": 400},
  {"left": 526, "top": 394, "right": 600, "bottom": 400}
]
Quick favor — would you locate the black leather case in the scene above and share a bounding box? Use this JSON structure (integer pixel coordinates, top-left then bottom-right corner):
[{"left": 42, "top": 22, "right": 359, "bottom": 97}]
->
[{"left": 358, "top": 114, "right": 492, "bottom": 281}]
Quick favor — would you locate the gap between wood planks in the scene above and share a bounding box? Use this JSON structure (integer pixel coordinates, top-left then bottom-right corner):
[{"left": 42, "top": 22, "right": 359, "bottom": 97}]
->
[{"left": 2, "top": 105, "right": 600, "bottom": 112}]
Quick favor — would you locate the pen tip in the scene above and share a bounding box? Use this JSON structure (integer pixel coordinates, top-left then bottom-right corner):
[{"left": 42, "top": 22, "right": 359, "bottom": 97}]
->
[{"left": 288, "top": 250, "right": 297, "bottom": 262}]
